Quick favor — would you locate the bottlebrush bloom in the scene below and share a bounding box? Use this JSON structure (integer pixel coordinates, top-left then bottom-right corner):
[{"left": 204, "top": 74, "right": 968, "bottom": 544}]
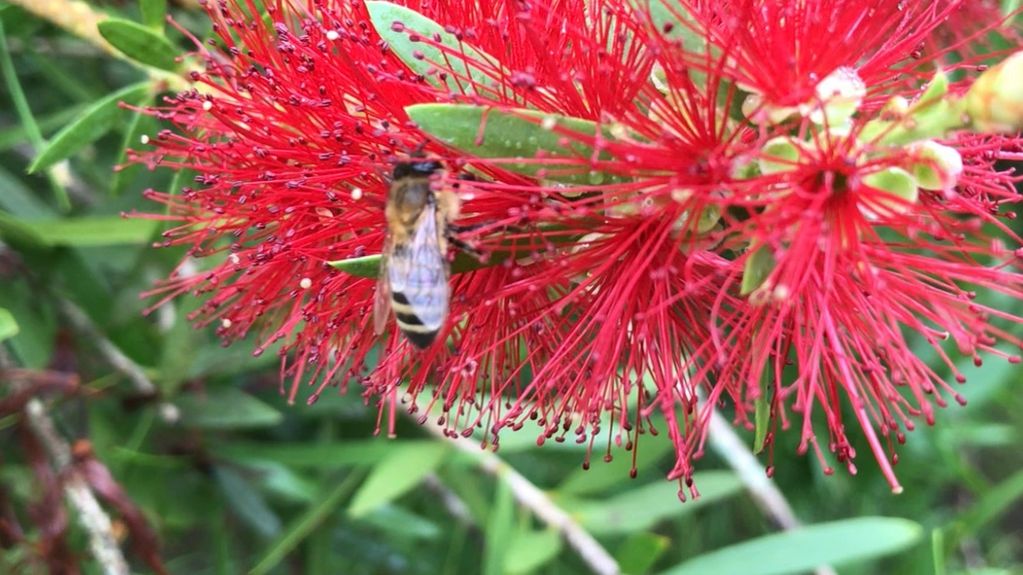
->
[{"left": 130, "top": 0, "right": 1023, "bottom": 496}]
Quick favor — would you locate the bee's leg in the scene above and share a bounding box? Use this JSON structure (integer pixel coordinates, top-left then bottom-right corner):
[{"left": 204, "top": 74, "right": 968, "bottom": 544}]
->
[
  {"left": 446, "top": 232, "right": 483, "bottom": 258},
  {"left": 447, "top": 222, "right": 485, "bottom": 234}
]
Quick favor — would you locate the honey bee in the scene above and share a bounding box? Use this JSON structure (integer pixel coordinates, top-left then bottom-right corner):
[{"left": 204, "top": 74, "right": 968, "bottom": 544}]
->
[{"left": 373, "top": 159, "right": 462, "bottom": 348}]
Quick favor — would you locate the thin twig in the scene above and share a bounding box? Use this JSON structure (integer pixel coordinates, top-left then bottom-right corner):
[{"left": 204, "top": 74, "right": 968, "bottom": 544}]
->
[
  {"left": 425, "top": 426, "right": 620, "bottom": 575},
  {"left": 23, "top": 400, "right": 130, "bottom": 575},
  {"left": 707, "top": 408, "right": 838, "bottom": 575},
  {"left": 423, "top": 474, "right": 476, "bottom": 528},
  {"left": 57, "top": 299, "right": 179, "bottom": 423},
  {"left": 0, "top": 350, "right": 129, "bottom": 575}
]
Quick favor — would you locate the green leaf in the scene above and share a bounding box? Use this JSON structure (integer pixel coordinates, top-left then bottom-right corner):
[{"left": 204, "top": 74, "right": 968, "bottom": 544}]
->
[
  {"left": 177, "top": 388, "right": 283, "bottom": 429},
  {"left": 642, "top": 0, "right": 707, "bottom": 56},
  {"left": 328, "top": 254, "right": 382, "bottom": 278},
  {"left": 28, "top": 82, "right": 149, "bottom": 173},
  {"left": 97, "top": 18, "right": 179, "bottom": 71},
  {"left": 574, "top": 471, "right": 743, "bottom": 535},
  {"left": 504, "top": 529, "right": 563, "bottom": 574},
  {"left": 616, "top": 533, "right": 670, "bottom": 575},
  {"left": 740, "top": 245, "right": 775, "bottom": 296},
  {"left": 483, "top": 478, "right": 515, "bottom": 575},
  {"left": 953, "top": 469, "right": 1023, "bottom": 541},
  {"left": 753, "top": 371, "right": 770, "bottom": 454},
  {"left": 366, "top": 1, "right": 502, "bottom": 92},
  {"left": 0, "top": 279, "right": 56, "bottom": 368},
  {"left": 558, "top": 433, "right": 674, "bottom": 496},
  {"left": 250, "top": 472, "right": 363, "bottom": 575},
  {"left": 357, "top": 505, "right": 441, "bottom": 540},
  {"left": 0, "top": 19, "right": 69, "bottom": 210},
  {"left": 347, "top": 443, "right": 448, "bottom": 517},
  {"left": 0, "top": 308, "right": 18, "bottom": 342},
  {"left": 213, "top": 466, "right": 282, "bottom": 539},
  {"left": 329, "top": 227, "right": 573, "bottom": 277},
  {"left": 110, "top": 108, "right": 155, "bottom": 197},
  {"left": 0, "top": 165, "right": 53, "bottom": 217},
  {"left": 2, "top": 215, "right": 159, "bottom": 247},
  {"left": 328, "top": 249, "right": 501, "bottom": 278},
  {"left": 862, "top": 167, "right": 918, "bottom": 204},
  {"left": 0, "top": 210, "right": 46, "bottom": 248},
  {"left": 140, "top": 0, "right": 167, "bottom": 29},
  {"left": 212, "top": 439, "right": 440, "bottom": 468},
  {"left": 407, "top": 103, "right": 615, "bottom": 185},
  {"left": 659, "top": 517, "right": 923, "bottom": 575}
]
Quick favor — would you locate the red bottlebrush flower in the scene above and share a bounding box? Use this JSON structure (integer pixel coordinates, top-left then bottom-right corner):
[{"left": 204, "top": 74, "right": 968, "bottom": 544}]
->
[
  {"left": 700, "top": 120, "right": 1023, "bottom": 491},
  {"left": 131, "top": 0, "right": 1023, "bottom": 497}
]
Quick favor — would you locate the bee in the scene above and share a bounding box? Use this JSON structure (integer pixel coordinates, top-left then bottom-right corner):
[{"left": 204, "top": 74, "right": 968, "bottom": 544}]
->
[{"left": 374, "top": 158, "right": 462, "bottom": 348}]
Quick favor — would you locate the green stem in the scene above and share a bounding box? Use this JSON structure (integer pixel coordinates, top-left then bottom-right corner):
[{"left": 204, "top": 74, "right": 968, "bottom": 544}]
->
[{"left": 0, "top": 20, "right": 71, "bottom": 211}]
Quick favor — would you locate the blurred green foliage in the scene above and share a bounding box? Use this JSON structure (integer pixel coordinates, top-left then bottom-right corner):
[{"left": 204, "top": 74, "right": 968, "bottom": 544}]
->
[{"left": 0, "top": 1, "right": 1021, "bottom": 574}]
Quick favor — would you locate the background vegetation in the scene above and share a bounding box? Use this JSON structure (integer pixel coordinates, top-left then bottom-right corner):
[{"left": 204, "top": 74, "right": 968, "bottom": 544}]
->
[{"left": 0, "top": 1, "right": 1021, "bottom": 574}]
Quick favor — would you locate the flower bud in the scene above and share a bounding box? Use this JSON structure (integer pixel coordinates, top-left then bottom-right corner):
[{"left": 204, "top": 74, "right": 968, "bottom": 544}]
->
[
  {"left": 908, "top": 140, "right": 963, "bottom": 191},
  {"left": 758, "top": 137, "right": 801, "bottom": 175},
  {"left": 861, "top": 167, "right": 918, "bottom": 218},
  {"left": 808, "top": 67, "right": 866, "bottom": 126},
  {"left": 966, "top": 51, "right": 1023, "bottom": 133}
]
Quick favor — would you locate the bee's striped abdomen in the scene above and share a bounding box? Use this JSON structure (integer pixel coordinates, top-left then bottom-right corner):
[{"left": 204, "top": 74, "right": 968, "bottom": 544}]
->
[
  {"left": 391, "top": 292, "right": 438, "bottom": 348},
  {"left": 388, "top": 238, "right": 449, "bottom": 349}
]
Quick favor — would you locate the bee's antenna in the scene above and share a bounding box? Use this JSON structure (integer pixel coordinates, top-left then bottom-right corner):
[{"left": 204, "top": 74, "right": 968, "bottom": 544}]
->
[{"left": 410, "top": 140, "right": 428, "bottom": 158}]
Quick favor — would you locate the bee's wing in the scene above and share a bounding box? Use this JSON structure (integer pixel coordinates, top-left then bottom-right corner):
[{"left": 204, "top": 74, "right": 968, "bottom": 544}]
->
[
  {"left": 373, "top": 236, "right": 393, "bottom": 336},
  {"left": 387, "top": 203, "right": 449, "bottom": 331}
]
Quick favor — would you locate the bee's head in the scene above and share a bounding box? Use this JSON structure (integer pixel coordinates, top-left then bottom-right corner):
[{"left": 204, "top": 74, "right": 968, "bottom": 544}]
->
[{"left": 393, "top": 159, "right": 443, "bottom": 180}]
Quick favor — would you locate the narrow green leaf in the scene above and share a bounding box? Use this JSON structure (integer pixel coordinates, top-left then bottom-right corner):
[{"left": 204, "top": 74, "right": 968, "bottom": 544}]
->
[
  {"left": 177, "top": 388, "right": 283, "bottom": 429},
  {"left": 643, "top": 0, "right": 707, "bottom": 56},
  {"left": 212, "top": 439, "right": 439, "bottom": 468},
  {"left": 249, "top": 472, "right": 363, "bottom": 575},
  {"left": 28, "top": 82, "right": 149, "bottom": 173},
  {"left": 366, "top": 1, "right": 502, "bottom": 92},
  {"left": 407, "top": 103, "right": 615, "bottom": 185},
  {"left": 357, "top": 505, "right": 442, "bottom": 540},
  {"left": 753, "top": 368, "right": 771, "bottom": 454},
  {"left": 140, "top": 0, "right": 168, "bottom": 29},
  {"left": 0, "top": 104, "right": 86, "bottom": 153},
  {"left": 213, "top": 467, "right": 282, "bottom": 539},
  {"left": 616, "top": 533, "right": 670, "bottom": 575},
  {"left": 483, "top": 478, "right": 515, "bottom": 575},
  {"left": 97, "top": 18, "right": 179, "bottom": 71},
  {"left": 954, "top": 469, "right": 1023, "bottom": 540},
  {"left": 329, "top": 254, "right": 382, "bottom": 278},
  {"left": 110, "top": 107, "right": 154, "bottom": 197},
  {"left": 932, "top": 528, "right": 947, "bottom": 575},
  {"left": 347, "top": 443, "right": 448, "bottom": 517},
  {"left": 329, "top": 227, "right": 573, "bottom": 277},
  {"left": 2, "top": 215, "right": 160, "bottom": 247},
  {"left": 0, "top": 280, "right": 56, "bottom": 369},
  {"left": 575, "top": 471, "right": 743, "bottom": 535},
  {"left": 659, "top": 517, "right": 923, "bottom": 575},
  {"left": 0, "top": 210, "right": 47, "bottom": 248},
  {"left": 504, "top": 529, "right": 563, "bottom": 575},
  {"left": 0, "top": 165, "right": 53, "bottom": 217},
  {"left": 558, "top": 433, "right": 674, "bottom": 495},
  {"left": 328, "top": 250, "right": 499, "bottom": 278},
  {"left": 0, "top": 308, "right": 19, "bottom": 342},
  {"left": 740, "top": 245, "right": 775, "bottom": 296},
  {"left": 0, "top": 19, "right": 69, "bottom": 210}
]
